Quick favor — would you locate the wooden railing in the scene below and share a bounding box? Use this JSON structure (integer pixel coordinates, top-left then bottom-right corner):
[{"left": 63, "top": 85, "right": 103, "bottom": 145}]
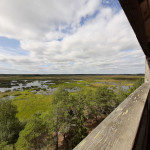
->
[{"left": 74, "top": 82, "right": 150, "bottom": 150}]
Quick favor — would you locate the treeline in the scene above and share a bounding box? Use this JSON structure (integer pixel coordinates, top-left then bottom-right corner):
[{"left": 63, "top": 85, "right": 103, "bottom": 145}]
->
[{"left": 0, "top": 79, "right": 144, "bottom": 150}]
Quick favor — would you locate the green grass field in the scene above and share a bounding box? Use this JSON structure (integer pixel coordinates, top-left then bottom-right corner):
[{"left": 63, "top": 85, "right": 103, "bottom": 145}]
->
[{"left": 11, "top": 91, "right": 53, "bottom": 121}]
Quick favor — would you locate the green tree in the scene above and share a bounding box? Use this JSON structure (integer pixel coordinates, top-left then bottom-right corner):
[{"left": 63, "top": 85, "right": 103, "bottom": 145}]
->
[
  {"left": 0, "top": 100, "right": 22, "bottom": 145},
  {"left": 127, "top": 78, "right": 144, "bottom": 95},
  {"left": 15, "top": 112, "right": 49, "bottom": 150},
  {"left": 85, "top": 89, "right": 97, "bottom": 119},
  {"left": 69, "top": 93, "right": 88, "bottom": 149},
  {"left": 94, "top": 86, "right": 116, "bottom": 117},
  {"left": 116, "top": 88, "right": 128, "bottom": 106},
  {"left": 52, "top": 86, "right": 71, "bottom": 150},
  {"left": 52, "top": 86, "right": 69, "bottom": 105},
  {"left": 0, "top": 142, "right": 14, "bottom": 150},
  {"left": 52, "top": 88, "right": 88, "bottom": 149}
]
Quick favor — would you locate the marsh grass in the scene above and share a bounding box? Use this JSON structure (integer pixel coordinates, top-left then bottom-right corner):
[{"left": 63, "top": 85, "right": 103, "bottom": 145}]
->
[
  {"left": 11, "top": 90, "right": 53, "bottom": 121},
  {"left": 0, "top": 91, "right": 13, "bottom": 98}
]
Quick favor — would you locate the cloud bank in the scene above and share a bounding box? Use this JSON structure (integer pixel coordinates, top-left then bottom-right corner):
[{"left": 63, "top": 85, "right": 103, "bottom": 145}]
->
[{"left": 0, "top": 0, "right": 145, "bottom": 74}]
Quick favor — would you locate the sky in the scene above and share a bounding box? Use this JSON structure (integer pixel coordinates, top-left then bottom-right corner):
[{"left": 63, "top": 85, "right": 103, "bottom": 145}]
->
[{"left": 0, "top": 0, "right": 145, "bottom": 74}]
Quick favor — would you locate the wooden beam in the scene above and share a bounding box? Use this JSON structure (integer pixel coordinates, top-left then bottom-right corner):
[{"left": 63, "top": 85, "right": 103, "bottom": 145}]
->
[
  {"left": 140, "top": 0, "right": 150, "bottom": 42},
  {"left": 119, "top": 0, "right": 150, "bottom": 56}
]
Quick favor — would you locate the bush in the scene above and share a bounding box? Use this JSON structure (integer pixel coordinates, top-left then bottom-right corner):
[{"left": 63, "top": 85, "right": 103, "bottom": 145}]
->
[{"left": 0, "top": 100, "right": 22, "bottom": 145}]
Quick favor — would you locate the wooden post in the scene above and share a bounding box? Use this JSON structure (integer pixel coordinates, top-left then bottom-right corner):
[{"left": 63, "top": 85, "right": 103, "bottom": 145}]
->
[{"left": 145, "top": 56, "right": 150, "bottom": 83}]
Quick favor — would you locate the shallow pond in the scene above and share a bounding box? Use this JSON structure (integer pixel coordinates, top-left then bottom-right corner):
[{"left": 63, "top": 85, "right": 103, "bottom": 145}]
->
[
  {"left": 0, "top": 80, "right": 82, "bottom": 94},
  {"left": 0, "top": 80, "right": 54, "bottom": 92}
]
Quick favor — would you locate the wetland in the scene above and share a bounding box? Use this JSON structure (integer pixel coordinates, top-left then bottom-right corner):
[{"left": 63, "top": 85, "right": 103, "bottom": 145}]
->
[
  {"left": 0, "top": 74, "right": 144, "bottom": 150},
  {"left": 0, "top": 74, "right": 141, "bottom": 93}
]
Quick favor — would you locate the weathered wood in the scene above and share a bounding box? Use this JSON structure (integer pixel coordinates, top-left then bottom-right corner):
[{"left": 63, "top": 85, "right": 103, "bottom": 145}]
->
[
  {"left": 74, "top": 83, "right": 150, "bottom": 150},
  {"left": 145, "top": 56, "right": 150, "bottom": 82}
]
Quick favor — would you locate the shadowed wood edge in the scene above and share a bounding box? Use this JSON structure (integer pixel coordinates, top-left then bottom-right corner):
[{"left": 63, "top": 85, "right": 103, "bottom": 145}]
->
[{"left": 74, "top": 83, "right": 150, "bottom": 150}]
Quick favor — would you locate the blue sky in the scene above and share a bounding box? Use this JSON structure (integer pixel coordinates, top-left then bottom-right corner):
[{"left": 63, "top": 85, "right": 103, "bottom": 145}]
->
[
  {"left": 0, "top": 0, "right": 145, "bottom": 74},
  {"left": 0, "top": 37, "right": 20, "bottom": 48}
]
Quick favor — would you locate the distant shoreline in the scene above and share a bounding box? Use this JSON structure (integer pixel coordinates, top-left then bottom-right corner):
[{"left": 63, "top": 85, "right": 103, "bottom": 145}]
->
[{"left": 0, "top": 74, "right": 144, "bottom": 76}]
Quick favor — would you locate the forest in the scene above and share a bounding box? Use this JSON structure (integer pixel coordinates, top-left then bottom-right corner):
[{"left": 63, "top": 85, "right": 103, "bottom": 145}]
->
[{"left": 0, "top": 75, "right": 144, "bottom": 150}]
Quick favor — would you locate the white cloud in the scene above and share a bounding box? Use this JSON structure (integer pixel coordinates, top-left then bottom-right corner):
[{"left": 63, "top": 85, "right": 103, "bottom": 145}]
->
[{"left": 0, "top": 0, "right": 145, "bottom": 74}]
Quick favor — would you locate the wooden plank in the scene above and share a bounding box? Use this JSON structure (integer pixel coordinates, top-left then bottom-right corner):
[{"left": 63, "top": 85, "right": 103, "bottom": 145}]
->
[{"left": 74, "top": 83, "right": 150, "bottom": 150}]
